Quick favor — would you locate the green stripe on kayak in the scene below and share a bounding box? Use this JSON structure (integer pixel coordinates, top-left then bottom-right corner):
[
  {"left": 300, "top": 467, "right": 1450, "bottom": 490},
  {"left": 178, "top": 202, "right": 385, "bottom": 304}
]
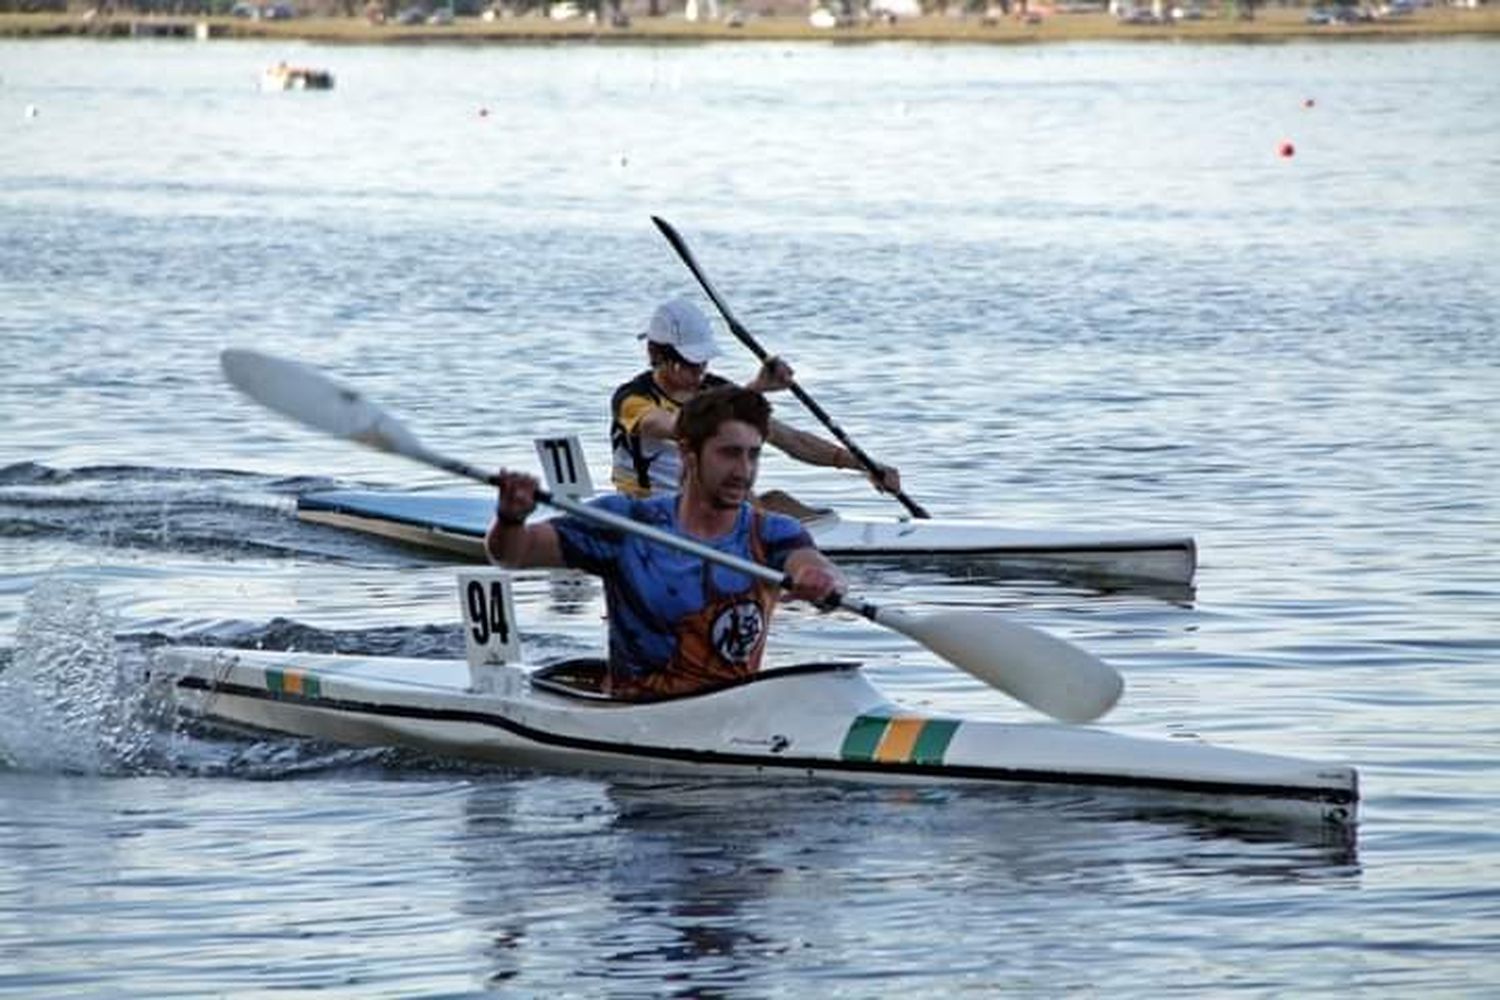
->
[
  {"left": 910, "top": 718, "right": 960, "bottom": 764},
  {"left": 840, "top": 714, "right": 892, "bottom": 761}
]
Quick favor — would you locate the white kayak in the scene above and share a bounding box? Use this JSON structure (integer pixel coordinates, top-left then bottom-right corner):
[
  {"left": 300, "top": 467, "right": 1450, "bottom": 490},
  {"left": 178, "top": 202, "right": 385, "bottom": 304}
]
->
[
  {"left": 295, "top": 488, "right": 1198, "bottom": 586},
  {"left": 195, "top": 356, "right": 1340, "bottom": 827},
  {"left": 152, "top": 646, "right": 1356, "bottom": 830}
]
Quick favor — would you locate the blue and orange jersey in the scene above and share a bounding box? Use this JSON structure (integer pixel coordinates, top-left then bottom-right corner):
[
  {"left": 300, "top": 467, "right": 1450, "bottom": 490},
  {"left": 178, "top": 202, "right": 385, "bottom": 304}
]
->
[{"left": 552, "top": 492, "right": 813, "bottom": 698}]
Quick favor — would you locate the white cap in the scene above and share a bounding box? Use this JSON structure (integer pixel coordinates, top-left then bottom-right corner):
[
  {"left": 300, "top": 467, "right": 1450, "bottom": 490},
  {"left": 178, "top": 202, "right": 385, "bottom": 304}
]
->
[{"left": 639, "top": 298, "right": 722, "bottom": 364}]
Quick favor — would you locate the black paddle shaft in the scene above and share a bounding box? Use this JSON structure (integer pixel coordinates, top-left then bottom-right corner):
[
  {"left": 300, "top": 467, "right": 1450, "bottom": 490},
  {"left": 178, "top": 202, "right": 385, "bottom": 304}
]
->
[{"left": 651, "top": 216, "right": 931, "bottom": 520}]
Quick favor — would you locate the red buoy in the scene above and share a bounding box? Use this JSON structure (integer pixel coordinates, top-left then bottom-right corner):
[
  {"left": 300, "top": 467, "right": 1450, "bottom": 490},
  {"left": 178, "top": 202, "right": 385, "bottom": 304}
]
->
[{"left": 1278, "top": 140, "right": 1296, "bottom": 158}]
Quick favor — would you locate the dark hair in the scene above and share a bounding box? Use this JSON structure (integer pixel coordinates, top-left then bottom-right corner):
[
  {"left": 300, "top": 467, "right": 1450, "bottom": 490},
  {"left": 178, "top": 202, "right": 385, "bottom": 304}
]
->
[{"left": 676, "top": 385, "right": 772, "bottom": 455}]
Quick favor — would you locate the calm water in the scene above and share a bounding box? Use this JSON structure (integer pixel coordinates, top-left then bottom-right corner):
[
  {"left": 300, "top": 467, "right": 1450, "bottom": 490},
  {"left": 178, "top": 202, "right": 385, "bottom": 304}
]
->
[{"left": 3, "top": 36, "right": 1499, "bottom": 996}]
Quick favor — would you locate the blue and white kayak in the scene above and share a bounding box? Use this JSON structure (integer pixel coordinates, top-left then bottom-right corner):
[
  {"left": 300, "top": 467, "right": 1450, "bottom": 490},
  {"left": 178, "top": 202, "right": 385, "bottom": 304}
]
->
[
  {"left": 295, "top": 488, "right": 1198, "bottom": 586},
  {"left": 154, "top": 645, "right": 1355, "bottom": 829}
]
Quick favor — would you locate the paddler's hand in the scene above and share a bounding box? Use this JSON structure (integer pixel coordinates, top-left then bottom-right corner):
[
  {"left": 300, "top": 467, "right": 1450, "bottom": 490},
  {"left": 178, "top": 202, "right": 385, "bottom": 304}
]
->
[
  {"left": 746, "top": 356, "right": 795, "bottom": 394},
  {"left": 785, "top": 555, "right": 846, "bottom": 610},
  {"left": 494, "top": 469, "right": 540, "bottom": 527},
  {"left": 861, "top": 460, "right": 901, "bottom": 495}
]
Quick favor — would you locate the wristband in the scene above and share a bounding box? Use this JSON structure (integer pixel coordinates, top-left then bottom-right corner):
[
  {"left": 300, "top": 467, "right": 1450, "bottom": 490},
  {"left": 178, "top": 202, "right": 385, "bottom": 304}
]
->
[{"left": 496, "top": 505, "right": 531, "bottom": 527}]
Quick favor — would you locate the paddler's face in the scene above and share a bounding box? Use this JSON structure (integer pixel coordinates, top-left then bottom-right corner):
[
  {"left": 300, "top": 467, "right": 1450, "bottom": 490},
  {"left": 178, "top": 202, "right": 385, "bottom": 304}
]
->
[
  {"left": 656, "top": 346, "right": 707, "bottom": 395},
  {"left": 684, "top": 419, "right": 762, "bottom": 510}
]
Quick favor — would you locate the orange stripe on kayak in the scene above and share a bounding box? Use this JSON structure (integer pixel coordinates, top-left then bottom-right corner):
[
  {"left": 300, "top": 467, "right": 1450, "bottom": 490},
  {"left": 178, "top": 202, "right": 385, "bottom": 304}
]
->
[
  {"left": 874, "top": 717, "right": 924, "bottom": 762},
  {"left": 266, "top": 668, "right": 321, "bottom": 698}
]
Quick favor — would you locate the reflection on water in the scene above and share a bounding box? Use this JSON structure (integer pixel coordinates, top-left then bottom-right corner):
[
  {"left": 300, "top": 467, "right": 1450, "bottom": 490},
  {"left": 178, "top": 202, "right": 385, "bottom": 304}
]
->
[{"left": 447, "top": 775, "right": 1358, "bottom": 992}]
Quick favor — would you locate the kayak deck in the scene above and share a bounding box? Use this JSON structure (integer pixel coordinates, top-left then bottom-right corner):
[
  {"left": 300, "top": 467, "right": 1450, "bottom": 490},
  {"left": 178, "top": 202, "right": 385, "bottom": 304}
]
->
[
  {"left": 295, "top": 489, "right": 1198, "bottom": 586},
  {"left": 155, "top": 647, "right": 1356, "bottom": 830}
]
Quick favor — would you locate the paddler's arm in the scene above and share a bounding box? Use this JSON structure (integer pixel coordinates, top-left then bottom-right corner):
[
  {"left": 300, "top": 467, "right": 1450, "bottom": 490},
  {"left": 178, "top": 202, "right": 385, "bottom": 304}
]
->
[
  {"left": 766, "top": 418, "right": 903, "bottom": 495},
  {"left": 782, "top": 546, "right": 847, "bottom": 607},
  {"left": 484, "top": 470, "right": 566, "bottom": 569},
  {"left": 634, "top": 405, "right": 679, "bottom": 441},
  {"left": 615, "top": 388, "right": 679, "bottom": 445},
  {"left": 633, "top": 366, "right": 786, "bottom": 443},
  {"left": 634, "top": 365, "right": 790, "bottom": 442},
  {"left": 747, "top": 358, "right": 901, "bottom": 494}
]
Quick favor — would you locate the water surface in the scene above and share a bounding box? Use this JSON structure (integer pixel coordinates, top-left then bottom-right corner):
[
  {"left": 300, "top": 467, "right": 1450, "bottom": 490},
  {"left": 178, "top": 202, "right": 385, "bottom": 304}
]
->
[{"left": 2, "top": 37, "right": 1498, "bottom": 996}]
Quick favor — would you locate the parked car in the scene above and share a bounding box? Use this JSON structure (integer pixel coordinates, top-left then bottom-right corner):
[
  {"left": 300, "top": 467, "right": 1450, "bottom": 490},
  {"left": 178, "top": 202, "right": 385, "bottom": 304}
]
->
[{"left": 1307, "top": 4, "right": 1372, "bottom": 22}]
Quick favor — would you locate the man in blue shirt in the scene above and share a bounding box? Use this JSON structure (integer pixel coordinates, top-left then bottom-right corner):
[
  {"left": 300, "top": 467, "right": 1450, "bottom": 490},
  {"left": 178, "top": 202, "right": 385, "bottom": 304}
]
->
[{"left": 487, "top": 385, "right": 845, "bottom": 700}]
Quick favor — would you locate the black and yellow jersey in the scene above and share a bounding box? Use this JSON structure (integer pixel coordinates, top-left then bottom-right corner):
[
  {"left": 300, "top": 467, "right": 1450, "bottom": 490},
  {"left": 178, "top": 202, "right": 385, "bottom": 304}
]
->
[{"left": 609, "top": 370, "right": 728, "bottom": 497}]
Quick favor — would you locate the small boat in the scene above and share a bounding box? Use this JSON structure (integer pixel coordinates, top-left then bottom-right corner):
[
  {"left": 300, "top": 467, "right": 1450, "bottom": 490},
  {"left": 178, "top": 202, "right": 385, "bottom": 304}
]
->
[
  {"left": 260, "top": 63, "right": 334, "bottom": 92},
  {"left": 151, "top": 577, "right": 1355, "bottom": 830},
  {"left": 296, "top": 488, "right": 1198, "bottom": 586},
  {"left": 295, "top": 431, "right": 1195, "bottom": 586}
]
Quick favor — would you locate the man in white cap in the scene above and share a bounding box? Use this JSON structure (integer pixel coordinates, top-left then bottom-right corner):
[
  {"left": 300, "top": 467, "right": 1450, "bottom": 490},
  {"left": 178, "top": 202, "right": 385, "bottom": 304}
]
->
[{"left": 608, "top": 297, "right": 900, "bottom": 519}]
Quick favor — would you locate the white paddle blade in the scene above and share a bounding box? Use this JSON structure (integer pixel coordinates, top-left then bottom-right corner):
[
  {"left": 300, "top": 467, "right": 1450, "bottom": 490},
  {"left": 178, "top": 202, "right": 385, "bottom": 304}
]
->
[
  {"left": 220, "top": 349, "right": 423, "bottom": 456},
  {"left": 874, "top": 608, "right": 1123, "bottom": 724}
]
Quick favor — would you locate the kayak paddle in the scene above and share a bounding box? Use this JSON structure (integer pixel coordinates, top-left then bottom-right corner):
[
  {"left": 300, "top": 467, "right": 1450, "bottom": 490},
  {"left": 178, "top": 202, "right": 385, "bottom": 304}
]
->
[
  {"left": 651, "top": 215, "right": 932, "bottom": 520},
  {"left": 220, "top": 348, "right": 1122, "bottom": 723}
]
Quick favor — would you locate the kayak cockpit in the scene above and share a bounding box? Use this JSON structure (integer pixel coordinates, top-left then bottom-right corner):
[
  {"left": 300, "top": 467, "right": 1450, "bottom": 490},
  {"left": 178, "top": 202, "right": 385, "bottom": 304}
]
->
[{"left": 528, "top": 658, "right": 866, "bottom": 703}]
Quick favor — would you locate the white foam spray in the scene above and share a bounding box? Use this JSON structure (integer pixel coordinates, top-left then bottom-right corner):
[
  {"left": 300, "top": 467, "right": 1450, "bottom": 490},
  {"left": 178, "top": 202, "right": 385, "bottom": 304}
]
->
[{"left": 0, "top": 578, "right": 157, "bottom": 774}]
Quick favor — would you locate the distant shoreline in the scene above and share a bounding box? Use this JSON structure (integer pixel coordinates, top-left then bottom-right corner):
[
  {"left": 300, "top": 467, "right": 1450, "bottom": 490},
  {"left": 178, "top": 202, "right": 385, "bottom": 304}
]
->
[{"left": 3, "top": 7, "right": 1500, "bottom": 45}]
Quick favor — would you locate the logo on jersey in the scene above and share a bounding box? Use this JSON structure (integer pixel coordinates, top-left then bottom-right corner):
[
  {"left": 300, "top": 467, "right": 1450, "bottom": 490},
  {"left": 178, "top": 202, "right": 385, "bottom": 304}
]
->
[{"left": 710, "top": 600, "right": 765, "bottom": 664}]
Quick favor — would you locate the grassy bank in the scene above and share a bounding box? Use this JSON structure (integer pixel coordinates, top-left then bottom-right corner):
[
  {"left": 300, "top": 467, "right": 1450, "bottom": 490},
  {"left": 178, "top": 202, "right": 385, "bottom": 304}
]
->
[{"left": 3, "top": 6, "right": 1499, "bottom": 43}]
